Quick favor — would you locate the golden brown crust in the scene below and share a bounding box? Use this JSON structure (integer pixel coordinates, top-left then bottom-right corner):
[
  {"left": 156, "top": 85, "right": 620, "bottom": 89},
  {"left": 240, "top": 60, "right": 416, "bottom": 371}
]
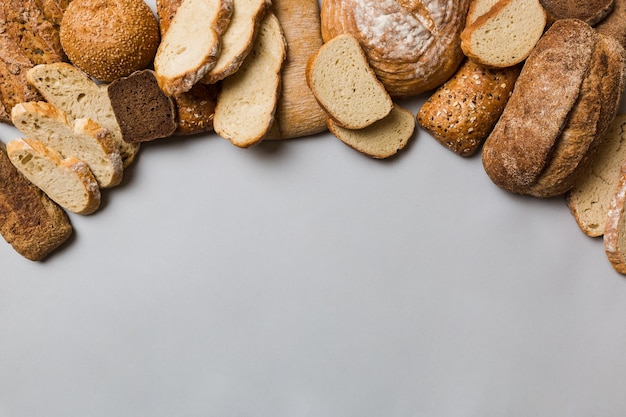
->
[{"left": 417, "top": 59, "right": 520, "bottom": 157}]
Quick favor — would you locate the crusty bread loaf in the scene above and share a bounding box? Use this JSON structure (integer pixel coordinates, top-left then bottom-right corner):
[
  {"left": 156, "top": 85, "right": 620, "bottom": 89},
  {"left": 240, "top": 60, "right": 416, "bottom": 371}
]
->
[
  {"left": 154, "top": 0, "right": 233, "bottom": 96},
  {"left": 60, "top": 0, "right": 161, "bottom": 82},
  {"left": 264, "top": 0, "right": 328, "bottom": 140},
  {"left": 539, "top": 0, "right": 615, "bottom": 25},
  {"left": 26, "top": 62, "right": 139, "bottom": 167},
  {"left": 107, "top": 70, "right": 177, "bottom": 143},
  {"left": 0, "top": 0, "right": 69, "bottom": 123},
  {"left": 327, "top": 104, "right": 415, "bottom": 159},
  {"left": 11, "top": 101, "right": 123, "bottom": 188},
  {"left": 7, "top": 138, "right": 101, "bottom": 215},
  {"left": 461, "top": 0, "right": 547, "bottom": 68},
  {"left": 213, "top": 12, "right": 286, "bottom": 148},
  {"left": 0, "top": 141, "right": 72, "bottom": 261},
  {"left": 482, "top": 19, "right": 598, "bottom": 194},
  {"left": 603, "top": 161, "right": 626, "bottom": 274},
  {"left": 320, "top": 0, "right": 470, "bottom": 98},
  {"left": 306, "top": 34, "right": 392, "bottom": 130},
  {"left": 202, "top": 0, "right": 271, "bottom": 84},
  {"left": 417, "top": 59, "right": 520, "bottom": 157},
  {"left": 567, "top": 115, "right": 626, "bottom": 237}
]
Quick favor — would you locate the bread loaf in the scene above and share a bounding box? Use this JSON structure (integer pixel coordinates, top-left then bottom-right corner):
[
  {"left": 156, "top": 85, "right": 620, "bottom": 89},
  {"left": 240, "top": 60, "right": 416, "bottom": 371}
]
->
[
  {"left": 306, "top": 34, "right": 392, "bottom": 130},
  {"left": 539, "top": 0, "right": 615, "bottom": 25},
  {"left": 417, "top": 59, "right": 520, "bottom": 157},
  {"left": 7, "top": 138, "right": 101, "bottom": 215},
  {"left": 213, "top": 12, "right": 286, "bottom": 148},
  {"left": 320, "top": 0, "right": 470, "bottom": 98},
  {"left": 0, "top": 141, "right": 72, "bottom": 261}
]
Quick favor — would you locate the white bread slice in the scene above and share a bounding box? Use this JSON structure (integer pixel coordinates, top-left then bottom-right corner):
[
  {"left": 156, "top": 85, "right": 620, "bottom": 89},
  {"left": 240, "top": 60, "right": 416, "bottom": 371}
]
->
[
  {"left": 567, "top": 114, "right": 626, "bottom": 237},
  {"left": 327, "top": 104, "right": 415, "bottom": 159},
  {"left": 306, "top": 33, "right": 393, "bottom": 130},
  {"left": 604, "top": 160, "right": 626, "bottom": 274},
  {"left": 11, "top": 101, "right": 123, "bottom": 188},
  {"left": 154, "top": 0, "right": 234, "bottom": 95},
  {"left": 213, "top": 12, "right": 286, "bottom": 148},
  {"left": 202, "top": 0, "right": 271, "bottom": 84},
  {"left": 26, "top": 62, "right": 139, "bottom": 168},
  {"left": 461, "top": 0, "right": 547, "bottom": 68},
  {"left": 6, "top": 138, "right": 101, "bottom": 215}
]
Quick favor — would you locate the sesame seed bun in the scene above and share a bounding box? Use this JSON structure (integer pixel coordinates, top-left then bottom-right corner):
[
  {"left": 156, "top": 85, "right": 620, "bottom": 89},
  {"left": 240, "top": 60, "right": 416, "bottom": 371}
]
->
[{"left": 60, "top": 0, "right": 160, "bottom": 82}]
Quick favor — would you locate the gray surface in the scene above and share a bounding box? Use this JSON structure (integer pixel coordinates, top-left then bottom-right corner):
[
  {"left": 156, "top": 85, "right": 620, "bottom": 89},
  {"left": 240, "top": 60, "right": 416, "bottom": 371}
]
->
[{"left": 1, "top": 5, "right": 626, "bottom": 415}]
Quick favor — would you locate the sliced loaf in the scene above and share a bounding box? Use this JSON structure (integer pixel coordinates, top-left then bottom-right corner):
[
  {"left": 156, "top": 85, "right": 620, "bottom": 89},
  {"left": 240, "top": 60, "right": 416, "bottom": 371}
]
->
[
  {"left": 327, "top": 104, "right": 415, "bottom": 159},
  {"left": 26, "top": 62, "right": 139, "bottom": 167},
  {"left": 7, "top": 138, "right": 101, "bottom": 215},
  {"left": 461, "top": 0, "right": 547, "bottom": 68},
  {"left": 11, "top": 101, "right": 123, "bottom": 188},
  {"left": 306, "top": 33, "right": 393, "bottom": 130},
  {"left": 213, "top": 12, "right": 286, "bottom": 148},
  {"left": 154, "top": 0, "right": 233, "bottom": 95},
  {"left": 567, "top": 114, "right": 626, "bottom": 237}
]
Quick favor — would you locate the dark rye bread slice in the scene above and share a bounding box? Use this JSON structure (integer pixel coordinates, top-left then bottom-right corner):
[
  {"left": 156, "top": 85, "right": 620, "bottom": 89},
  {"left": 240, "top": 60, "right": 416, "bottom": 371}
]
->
[
  {"left": 0, "top": 141, "right": 72, "bottom": 261},
  {"left": 482, "top": 19, "right": 597, "bottom": 194},
  {"left": 539, "top": 0, "right": 614, "bottom": 25},
  {"left": 107, "top": 70, "right": 177, "bottom": 143},
  {"left": 528, "top": 33, "right": 626, "bottom": 197}
]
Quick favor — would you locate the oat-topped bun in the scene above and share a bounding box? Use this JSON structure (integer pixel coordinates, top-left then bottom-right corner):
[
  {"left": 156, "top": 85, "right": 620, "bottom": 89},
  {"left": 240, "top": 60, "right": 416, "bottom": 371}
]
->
[{"left": 60, "top": 0, "right": 160, "bottom": 82}]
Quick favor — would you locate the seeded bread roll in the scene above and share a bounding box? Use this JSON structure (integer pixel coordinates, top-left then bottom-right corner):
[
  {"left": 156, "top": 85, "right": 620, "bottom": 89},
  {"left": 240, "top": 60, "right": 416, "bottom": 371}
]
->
[
  {"left": 321, "top": 0, "right": 470, "bottom": 98},
  {"left": 60, "top": 0, "right": 161, "bottom": 82},
  {"left": 417, "top": 59, "right": 520, "bottom": 157}
]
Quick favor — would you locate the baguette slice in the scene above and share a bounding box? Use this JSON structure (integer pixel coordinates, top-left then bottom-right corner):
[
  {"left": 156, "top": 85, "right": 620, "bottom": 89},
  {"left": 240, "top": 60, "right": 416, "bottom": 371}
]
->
[
  {"left": 567, "top": 115, "right": 626, "bottom": 237},
  {"left": 327, "top": 104, "right": 415, "bottom": 159},
  {"left": 202, "top": 0, "right": 271, "bottom": 84},
  {"left": 11, "top": 101, "right": 123, "bottom": 188},
  {"left": 213, "top": 12, "right": 286, "bottom": 148},
  {"left": 604, "top": 161, "right": 626, "bottom": 274},
  {"left": 26, "top": 62, "right": 139, "bottom": 167},
  {"left": 154, "top": 0, "right": 233, "bottom": 95},
  {"left": 7, "top": 138, "right": 100, "bottom": 215},
  {"left": 0, "top": 142, "right": 72, "bottom": 261},
  {"left": 306, "top": 33, "right": 393, "bottom": 130},
  {"left": 539, "top": 0, "right": 615, "bottom": 25},
  {"left": 461, "top": 0, "right": 547, "bottom": 68}
]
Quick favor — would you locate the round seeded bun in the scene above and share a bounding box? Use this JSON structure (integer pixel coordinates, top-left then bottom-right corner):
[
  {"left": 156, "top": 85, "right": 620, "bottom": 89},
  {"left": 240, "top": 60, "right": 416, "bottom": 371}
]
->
[{"left": 60, "top": 0, "right": 160, "bottom": 82}]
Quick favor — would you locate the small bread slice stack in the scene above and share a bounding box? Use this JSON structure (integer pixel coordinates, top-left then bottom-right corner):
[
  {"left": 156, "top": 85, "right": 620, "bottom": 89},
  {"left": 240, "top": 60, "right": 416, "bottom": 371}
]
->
[{"left": 6, "top": 138, "right": 101, "bottom": 215}]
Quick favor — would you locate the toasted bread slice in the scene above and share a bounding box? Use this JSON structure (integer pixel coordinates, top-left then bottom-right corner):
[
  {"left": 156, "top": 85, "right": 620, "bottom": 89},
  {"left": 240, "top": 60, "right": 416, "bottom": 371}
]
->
[
  {"left": 7, "top": 138, "right": 100, "bottom": 215},
  {"left": 11, "top": 101, "right": 123, "bottom": 188}
]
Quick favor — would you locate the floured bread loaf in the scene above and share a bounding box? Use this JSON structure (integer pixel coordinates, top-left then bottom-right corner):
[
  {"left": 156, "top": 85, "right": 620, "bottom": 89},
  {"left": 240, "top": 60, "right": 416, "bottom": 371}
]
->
[
  {"left": 320, "top": 0, "right": 470, "bottom": 98},
  {"left": 0, "top": 142, "right": 72, "bottom": 261},
  {"left": 7, "top": 138, "right": 101, "bottom": 215}
]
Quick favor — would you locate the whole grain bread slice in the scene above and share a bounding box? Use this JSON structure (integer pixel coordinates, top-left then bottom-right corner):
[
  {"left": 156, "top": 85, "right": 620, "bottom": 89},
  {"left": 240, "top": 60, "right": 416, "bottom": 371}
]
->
[
  {"left": 7, "top": 138, "right": 101, "bottom": 215},
  {"left": 306, "top": 33, "right": 393, "bottom": 130},
  {"left": 213, "top": 12, "right": 286, "bottom": 148},
  {"left": 539, "top": 0, "right": 615, "bottom": 25},
  {"left": 0, "top": 141, "right": 72, "bottom": 261}
]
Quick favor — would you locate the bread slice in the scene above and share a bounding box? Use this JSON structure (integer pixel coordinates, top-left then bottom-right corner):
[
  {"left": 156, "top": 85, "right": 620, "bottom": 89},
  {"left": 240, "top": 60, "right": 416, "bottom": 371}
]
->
[
  {"left": 26, "top": 62, "right": 139, "bottom": 167},
  {"left": 213, "top": 12, "right": 286, "bottom": 148},
  {"left": 461, "top": 0, "right": 547, "bottom": 68},
  {"left": 327, "top": 104, "right": 415, "bottom": 159},
  {"left": 539, "top": 0, "right": 615, "bottom": 25},
  {"left": 202, "top": 0, "right": 271, "bottom": 84},
  {"left": 0, "top": 142, "right": 72, "bottom": 261},
  {"left": 107, "top": 70, "right": 177, "bottom": 143},
  {"left": 11, "top": 101, "right": 123, "bottom": 188},
  {"left": 567, "top": 115, "right": 626, "bottom": 237},
  {"left": 154, "top": 0, "right": 233, "bottom": 95},
  {"left": 604, "top": 161, "right": 626, "bottom": 274},
  {"left": 306, "top": 33, "right": 393, "bottom": 129},
  {"left": 7, "top": 138, "right": 100, "bottom": 215},
  {"left": 466, "top": 0, "right": 502, "bottom": 24}
]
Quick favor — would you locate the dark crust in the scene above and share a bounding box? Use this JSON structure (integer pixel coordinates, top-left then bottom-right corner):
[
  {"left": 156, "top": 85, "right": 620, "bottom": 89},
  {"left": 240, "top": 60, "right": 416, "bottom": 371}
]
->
[{"left": 539, "top": 0, "right": 615, "bottom": 25}]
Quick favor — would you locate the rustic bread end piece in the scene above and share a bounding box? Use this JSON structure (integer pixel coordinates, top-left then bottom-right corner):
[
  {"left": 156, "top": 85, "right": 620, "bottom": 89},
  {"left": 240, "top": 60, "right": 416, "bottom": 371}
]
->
[
  {"left": 213, "top": 12, "right": 286, "bottom": 148},
  {"left": 461, "top": 0, "right": 547, "bottom": 68},
  {"left": 327, "top": 104, "right": 415, "bottom": 159},
  {"left": 107, "top": 70, "right": 177, "bottom": 143},
  {"left": 154, "top": 0, "right": 234, "bottom": 95},
  {"left": 306, "top": 33, "right": 393, "bottom": 130},
  {"left": 0, "top": 142, "right": 72, "bottom": 261},
  {"left": 7, "top": 138, "right": 101, "bottom": 215}
]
